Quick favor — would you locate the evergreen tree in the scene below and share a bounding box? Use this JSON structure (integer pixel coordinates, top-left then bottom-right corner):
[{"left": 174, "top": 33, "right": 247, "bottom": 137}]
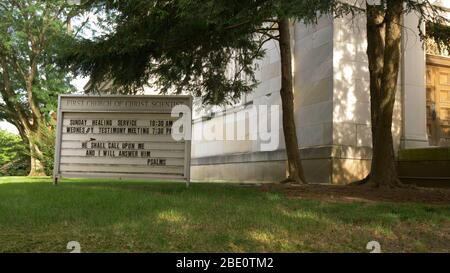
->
[
  {"left": 62, "top": 0, "right": 349, "bottom": 183},
  {"left": 62, "top": 0, "right": 449, "bottom": 186}
]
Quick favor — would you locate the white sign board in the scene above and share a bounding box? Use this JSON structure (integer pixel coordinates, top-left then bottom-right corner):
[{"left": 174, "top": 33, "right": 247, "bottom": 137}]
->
[{"left": 53, "top": 95, "right": 192, "bottom": 184}]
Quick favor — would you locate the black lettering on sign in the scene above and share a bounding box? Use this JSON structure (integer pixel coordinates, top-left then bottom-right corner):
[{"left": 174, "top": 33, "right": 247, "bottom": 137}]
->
[
  {"left": 87, "top": 142, "right": 147, "bottom": 150},
  {"left": 91, "top": 142, "right": 105, "bottom": 149},
  {"left": 108, "top": 143, "right": 120, "bottom": 149},
  {"left": 117, "top": 120, "right": 137, "bottom": 126},
  {"left": 149, "top": 120, "right": 168, "bottom": 127},
  {"left": 147, "top": 158, "right": 166, "bottom": 166},
  {"left": 140, "top": 151, "right": 152, "bottom": 158},
  {"left": 98, "top": 127, "right": 126, "bottom": 134},
  {"left": 70, "top": 120, "right": 87, "bottom": 126},
  {"left": 86, "top": 150, "right": 95, "bottom": 156},
  {"left": 67, "top": 127, "right": 85, "bottom": 134},
  {"left": 127, "top": 127, "right": 150, "bottom": 134},
  {"left": 92, "top": 120, "right": 112, "bottom": 126},
  {"left": 102, "top": 150, "right": 116, "bottom": 157},
  {"left": 153, "top": 128, "right": 164, "bottom": 135},
  {"left": 66, "top": 100, "right": 83, "bottom": 106},
  {"left": 118, "top": 151, "right": 139, "bottom": 158},
  {"left": 121, "top": 143, "right": 135, "bottom": 150}
]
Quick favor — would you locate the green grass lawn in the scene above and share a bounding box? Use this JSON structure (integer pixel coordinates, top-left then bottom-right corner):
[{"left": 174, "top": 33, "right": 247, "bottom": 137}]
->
[{"left": 0, "top": 176, "right": 449, "bottom": 252}]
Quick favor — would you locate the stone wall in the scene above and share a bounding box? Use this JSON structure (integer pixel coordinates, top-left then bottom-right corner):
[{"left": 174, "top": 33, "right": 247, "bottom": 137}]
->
[{"left": 191, "top": 11, "right": 431, "bottom": 184}]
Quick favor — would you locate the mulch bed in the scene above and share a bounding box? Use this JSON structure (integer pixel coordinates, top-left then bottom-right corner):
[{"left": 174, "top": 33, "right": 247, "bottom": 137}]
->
[{"left": 260, "top": 183, "right": 450, "bottom": 205}]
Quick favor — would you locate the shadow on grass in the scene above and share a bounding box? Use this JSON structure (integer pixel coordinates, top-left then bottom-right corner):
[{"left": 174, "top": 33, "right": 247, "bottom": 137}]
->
[{"left": 0, "top": 179, "right": 449, "bottom": 252}]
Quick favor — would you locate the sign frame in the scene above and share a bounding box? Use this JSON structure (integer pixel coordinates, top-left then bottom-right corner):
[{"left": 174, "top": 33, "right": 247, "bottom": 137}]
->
[{"left": 53, "top": 94, "right": 192, "bottom": 186}]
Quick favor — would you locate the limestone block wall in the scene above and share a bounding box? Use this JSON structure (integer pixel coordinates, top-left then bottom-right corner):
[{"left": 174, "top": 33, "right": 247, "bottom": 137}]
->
[
  {"left": 332, "top": 14, "right": 372, "bottom": 183},
  {"left": 401, "top": 12, "right": 428, "bottom": 148},
  {"left": 190, "top": 37, "right": 287, "bottom": 182},
  {"left": 191, "top": 37, "right": 285, "bottom": 160},
  {"left": 293, "top": 16, "right": 335, "bottom": 183},
  {"left": 191, "top": 10, "right": 430, "bottom": 184},
  {"left": 191, "top": 19, "right": 337, "bottom": 183},
  {"left": 329, "top": 11, "right": 420, "bottom": 183},
  {"left": 294, "top": 17, "right": 334, "bottom": 147}
]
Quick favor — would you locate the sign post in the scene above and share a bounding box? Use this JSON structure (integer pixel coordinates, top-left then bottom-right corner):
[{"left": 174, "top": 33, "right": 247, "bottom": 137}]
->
[{"left": 53, "top": 95, "right": 192, "bottom": 186}]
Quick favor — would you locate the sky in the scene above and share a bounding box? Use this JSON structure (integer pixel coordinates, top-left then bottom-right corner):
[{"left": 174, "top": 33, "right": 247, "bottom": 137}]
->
[{"left": 0, "top": 121, "right": 18, "bottom": 134}]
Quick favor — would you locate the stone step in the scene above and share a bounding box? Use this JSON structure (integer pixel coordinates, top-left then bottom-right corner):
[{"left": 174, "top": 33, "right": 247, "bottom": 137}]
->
[
  {"left": 397, "top": 147, "right": 450, "bottom": 188},
  {"left": 397, "top": 160, "right": 450, "bottom": 177},
  {"left": 400, "top": 177, "right": 450, "bottom": 189}
]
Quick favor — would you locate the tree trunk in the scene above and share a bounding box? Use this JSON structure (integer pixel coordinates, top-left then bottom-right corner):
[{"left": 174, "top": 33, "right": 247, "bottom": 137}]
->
[
  {"left": 278, "top": 19, "right": 306, "bottom": 184},
  {"left": 29, "top": 140, "right": 46, "bottom": 177},
  {"left": 364, "top": 2, "right": 404, "bottom": 188}
]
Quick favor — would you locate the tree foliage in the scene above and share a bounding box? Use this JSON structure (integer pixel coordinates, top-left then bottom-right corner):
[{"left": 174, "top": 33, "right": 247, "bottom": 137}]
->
[
  {"left": 61, "top": 0, "right": 357, "bottom": 184},
  {"left": 61, "top": 0, "right": 356, "bottom": 104},
  {"left": 62, "top": 0, "right": 449, "bottom": 105},
  {"left": 29, "top": 122, "right": 57, "bottom": 176},
  {"left": 0, "top": 130, "right": 29, "bottom": 176},
  {"left": 0, "top": 0, "right": 84, "bottom": 175},
  {"left": 61, "top": 0, "right": 449, "bottom": 186}
]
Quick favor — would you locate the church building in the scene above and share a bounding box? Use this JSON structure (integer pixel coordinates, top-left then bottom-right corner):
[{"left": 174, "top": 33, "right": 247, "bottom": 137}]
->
[{"left": 189, "top": 5, "right": 450, "bottom": 184}]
